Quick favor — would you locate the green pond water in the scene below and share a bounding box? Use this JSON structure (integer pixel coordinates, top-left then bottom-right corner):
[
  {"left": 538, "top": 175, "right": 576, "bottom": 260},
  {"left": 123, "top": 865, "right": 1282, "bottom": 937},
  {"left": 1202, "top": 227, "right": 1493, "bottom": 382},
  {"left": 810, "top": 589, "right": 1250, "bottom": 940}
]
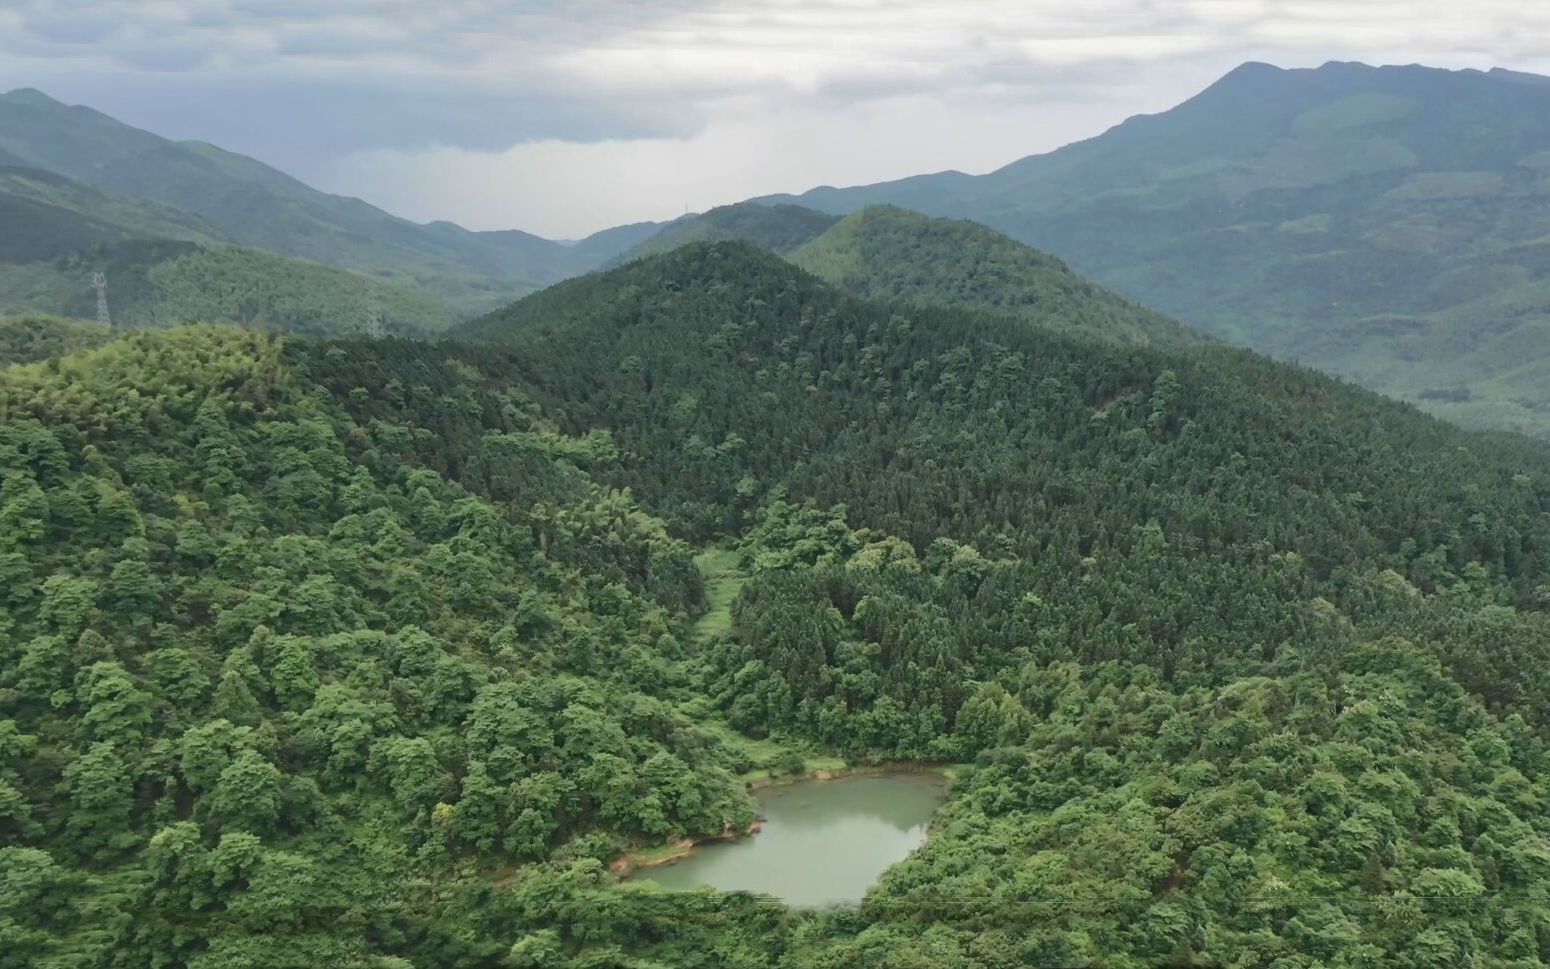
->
[{"left": 631, "top": 773, "right": 947, "bottom": 907}]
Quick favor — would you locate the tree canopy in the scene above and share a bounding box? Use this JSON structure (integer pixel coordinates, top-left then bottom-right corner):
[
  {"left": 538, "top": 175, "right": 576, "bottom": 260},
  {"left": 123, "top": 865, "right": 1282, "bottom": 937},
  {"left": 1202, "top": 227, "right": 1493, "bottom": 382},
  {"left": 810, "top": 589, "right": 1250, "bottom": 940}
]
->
[{"left": 12, "top": 241, "right": 1550, "bottom": 965}]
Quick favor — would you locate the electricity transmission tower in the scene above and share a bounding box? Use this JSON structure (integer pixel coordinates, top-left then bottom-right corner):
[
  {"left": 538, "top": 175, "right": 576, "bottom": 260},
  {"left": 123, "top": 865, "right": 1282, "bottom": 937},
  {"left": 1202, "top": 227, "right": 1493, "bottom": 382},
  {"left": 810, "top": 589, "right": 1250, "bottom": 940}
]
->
[
  {"left": 93, "top": 272, "right": 112, "bottom": 329},
  {"left": 364, "top": 284, "right": 385, "bottom": 338}
]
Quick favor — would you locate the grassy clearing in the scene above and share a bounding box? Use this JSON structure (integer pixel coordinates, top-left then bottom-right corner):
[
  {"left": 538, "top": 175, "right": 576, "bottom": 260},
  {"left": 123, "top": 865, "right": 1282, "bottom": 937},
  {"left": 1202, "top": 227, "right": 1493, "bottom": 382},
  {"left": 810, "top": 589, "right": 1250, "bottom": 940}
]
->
[
  {"left": 684, "top": 548, "right": 849, "bottom": 782},
  {"left": 736, "top": 757, "right": 850, "bottom": 786},
  {"left": 690, "top": 547, "right": 746, "bottom": 644},
  {"left": 690, "top": 715, "right": 845, "bottom": 783}
]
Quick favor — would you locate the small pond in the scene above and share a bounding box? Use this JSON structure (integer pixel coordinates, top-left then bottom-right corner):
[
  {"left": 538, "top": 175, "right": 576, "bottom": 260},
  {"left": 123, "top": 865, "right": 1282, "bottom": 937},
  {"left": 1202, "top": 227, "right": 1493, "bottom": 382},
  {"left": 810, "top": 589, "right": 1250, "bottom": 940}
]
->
[{"left": 631, "top": 773, "right": 946, "bottom": 907}]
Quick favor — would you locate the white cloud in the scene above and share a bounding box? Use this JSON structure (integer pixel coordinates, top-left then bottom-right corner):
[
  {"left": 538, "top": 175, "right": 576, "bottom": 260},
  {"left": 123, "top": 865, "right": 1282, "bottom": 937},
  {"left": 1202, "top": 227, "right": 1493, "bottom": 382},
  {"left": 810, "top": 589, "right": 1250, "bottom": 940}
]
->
[
  {"left": 3, "top": 1, "right": 1548, "bottom": 234},
  {"left": 322, "top": 73, "right": 1209, "bottom": 237}
]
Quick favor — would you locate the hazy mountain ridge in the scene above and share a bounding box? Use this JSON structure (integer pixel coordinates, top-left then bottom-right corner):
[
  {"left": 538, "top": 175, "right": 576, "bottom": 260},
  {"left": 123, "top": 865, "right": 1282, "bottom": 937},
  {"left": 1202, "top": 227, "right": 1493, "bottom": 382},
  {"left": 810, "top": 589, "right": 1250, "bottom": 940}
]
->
[
  {"left": 752, "top": 61, "right": 1550, "bottom": 436},
  {"left": 0, "top": 88, "right": 646, "bottom": 316},
  {"left": 0, "top": 233, "right": 456, "bottom": 339},
  {"left": 0, "top": 163, "right": 224, "bottom": 253},
  {"left": 0, "top": 88, "right": 652, "bottom": 332},
  {"left": 0, "top": 157, "right": 457, "bottom": 337},
  {"left": 4, "top": 242, "right": 456, "bottom": 337}
]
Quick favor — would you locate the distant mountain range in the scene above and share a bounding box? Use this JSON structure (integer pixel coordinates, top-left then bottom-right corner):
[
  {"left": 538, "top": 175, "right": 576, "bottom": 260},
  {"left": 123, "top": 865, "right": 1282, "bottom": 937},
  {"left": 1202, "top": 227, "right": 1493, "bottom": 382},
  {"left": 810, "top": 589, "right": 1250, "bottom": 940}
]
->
[
  {"left": 752, "top": 61, "right": 1550, "bottom": 436},
  {"left": 468, "top": 203, "right": 1195, "bottom": 352},
  {"left": 11, "top": 62, "right": 1550, "bottom": 439},
  {"left": 0, "top": 88, "right": 651, "bottom": 329}
]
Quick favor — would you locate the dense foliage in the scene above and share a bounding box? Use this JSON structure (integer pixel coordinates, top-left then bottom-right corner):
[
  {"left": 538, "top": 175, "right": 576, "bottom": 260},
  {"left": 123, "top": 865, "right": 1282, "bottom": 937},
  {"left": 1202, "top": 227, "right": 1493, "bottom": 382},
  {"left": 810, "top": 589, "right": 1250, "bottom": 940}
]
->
[
  {"left": 448, "top": 243, "right": 1550, "bottom": 963},
  {"left": 712, "top": 511, "right": 1550, "bottom": 968},
  {"left": 0, "top": 315, "right": 113, "bottom": 365},
  {"left": 788, "top": 206, "right": 1194, "bottom": 347},
  {"left": 465, "top": 243, "right": 1550, "bottom": 603},
  {"left": 0, "top": 327, "right": 762, "bottom": 967},
  {"left": 17, "top": 240, "right": 1550, "bottom": 966}
]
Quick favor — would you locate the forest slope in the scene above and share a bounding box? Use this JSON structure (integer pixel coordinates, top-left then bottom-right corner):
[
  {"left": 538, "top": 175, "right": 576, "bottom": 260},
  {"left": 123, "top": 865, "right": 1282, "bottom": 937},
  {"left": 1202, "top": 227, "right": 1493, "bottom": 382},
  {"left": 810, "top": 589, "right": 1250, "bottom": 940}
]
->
[
  {"left": 0, "top": 164, "right": 222, "bottom": 264},
  {"left": 457, "top": 243, "right": 1550, "bottom": 964},
  {"left": 0, "top": 240, "right": 456, "bottom": 338},
  {"left": 0, "top": 326, "right": 765, "bottom": 967},
  {"left": 789, "top": 205, "right": 1198, "bottom": 347},
  {"left": 462, "top": 243, "right": 1550, "bottom": 730},
  {"left": 15, "top": 246, "right": 1550, "bottom": 965}
]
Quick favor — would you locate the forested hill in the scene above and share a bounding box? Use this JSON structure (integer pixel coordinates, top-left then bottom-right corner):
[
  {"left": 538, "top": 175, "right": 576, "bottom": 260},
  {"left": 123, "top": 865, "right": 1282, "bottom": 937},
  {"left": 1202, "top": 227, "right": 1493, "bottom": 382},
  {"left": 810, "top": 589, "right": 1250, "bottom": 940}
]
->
[
  {"left": 608, "top": 204, "right": 1197, "bottom": 348},
  {"left": 461, "top": 241, "right": 1550, "bottom": 724},
  {"left": 788, "top": 205, "right": 1198, "bottom": 347},
  {"left": 756, "top": 61, "right": 1550, "bottom": 438},
  {"left": 608, "top": 202, "right": 841, "bottom": 266},
  {"left": 17, "top": 244, "right": 1550, "bottom": 965},
  {"left": 455, "top": 242, "right": 1550, "bottom": 962}
]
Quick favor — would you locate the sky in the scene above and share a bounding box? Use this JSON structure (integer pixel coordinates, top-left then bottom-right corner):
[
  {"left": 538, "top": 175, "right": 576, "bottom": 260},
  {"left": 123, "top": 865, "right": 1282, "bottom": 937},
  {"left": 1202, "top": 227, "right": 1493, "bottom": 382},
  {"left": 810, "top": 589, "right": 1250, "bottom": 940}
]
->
[{"left": 2, "top": 1, "right": 1546, "bottom": 238}]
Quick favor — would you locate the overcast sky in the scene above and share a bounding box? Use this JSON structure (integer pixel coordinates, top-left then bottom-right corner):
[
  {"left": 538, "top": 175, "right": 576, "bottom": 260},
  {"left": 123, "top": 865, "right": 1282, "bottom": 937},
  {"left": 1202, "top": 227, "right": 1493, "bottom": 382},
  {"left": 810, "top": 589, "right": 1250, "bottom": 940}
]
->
[{"left": 2, "top": 1, "right": 1546, "bottom": 237}]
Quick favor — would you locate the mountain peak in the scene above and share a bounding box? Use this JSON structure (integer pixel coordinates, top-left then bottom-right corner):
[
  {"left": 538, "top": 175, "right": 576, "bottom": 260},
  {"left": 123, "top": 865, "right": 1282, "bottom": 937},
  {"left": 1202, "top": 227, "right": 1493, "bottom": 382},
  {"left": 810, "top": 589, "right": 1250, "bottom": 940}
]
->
[
  {"left": 1488, "top": 66, "right": 1550, "bottom": 87},
  {"left": 607, "top": 201, "right": 839, "bottom": 266},
  {"left": 1189, "top": 61, "right": 1301, "bottom": 104},
  {"left": 2, "top": 88, "right": 65, "bottom": 108},
  {"left": 1202, "top": 59, "right": 1547, "bottom": 96},
  {"left": 454, "top": 238, "right": 803, "bottom": 344},
  {"left": 786, "top": 205, "right": 1197, "bottom": 348},
  {"left": 1225, "top": 60, "right": 1286, "bottom": 78}
]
